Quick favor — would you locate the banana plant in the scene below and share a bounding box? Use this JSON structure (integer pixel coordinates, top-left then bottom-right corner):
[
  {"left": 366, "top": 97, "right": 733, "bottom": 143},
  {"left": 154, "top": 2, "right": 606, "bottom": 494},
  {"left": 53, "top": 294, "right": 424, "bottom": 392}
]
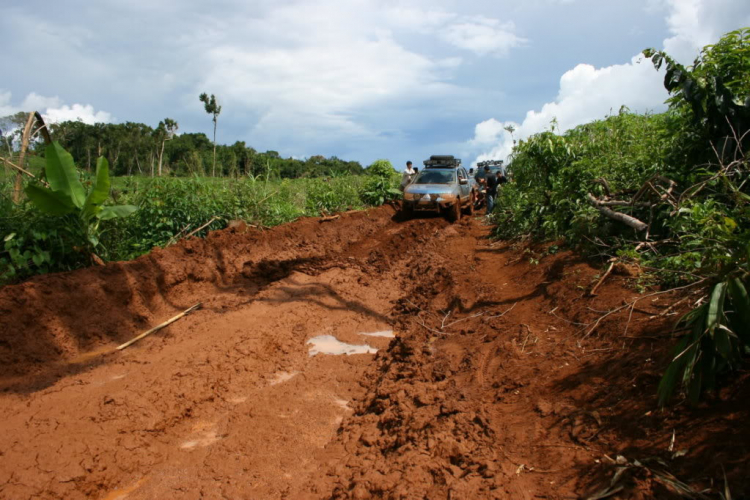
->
[{"left": 24, "top": 142, "right": 137, "bottom": 253}]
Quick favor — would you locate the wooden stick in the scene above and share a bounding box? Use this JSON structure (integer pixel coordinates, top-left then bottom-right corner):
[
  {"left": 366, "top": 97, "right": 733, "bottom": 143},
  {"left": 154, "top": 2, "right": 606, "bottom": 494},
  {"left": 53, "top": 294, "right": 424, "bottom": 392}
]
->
[
  {"left": 185, "top": 217, "right": 218, "bottom": 239},
  {"left": 589, "top": 259, "right": 616, "bottom": 296},
  {"left": 116, "top": 303, "right": 201, "bottom": 350},
  {"left": 0, "top": 156, "right": 43, "bottom": 182},
  {"left": 13, "top": 113, "right": 36, "bottom": 203},
  {"left": 319, "top": 214, "right": 340, "bottom": 222}
]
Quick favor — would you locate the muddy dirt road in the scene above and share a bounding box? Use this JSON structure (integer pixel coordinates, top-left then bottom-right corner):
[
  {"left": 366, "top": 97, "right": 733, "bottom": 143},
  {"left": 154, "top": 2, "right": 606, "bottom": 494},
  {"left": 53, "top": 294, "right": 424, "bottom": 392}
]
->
[{"left": 0, "top": 207, "right": 748, "bottom": 499}]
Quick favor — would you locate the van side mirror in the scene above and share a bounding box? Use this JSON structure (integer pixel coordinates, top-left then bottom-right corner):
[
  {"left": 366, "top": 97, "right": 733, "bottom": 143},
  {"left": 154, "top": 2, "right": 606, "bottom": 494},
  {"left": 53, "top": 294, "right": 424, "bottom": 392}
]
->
[{"left": 459, "top": 178, "right": 468, "bottom": 185}]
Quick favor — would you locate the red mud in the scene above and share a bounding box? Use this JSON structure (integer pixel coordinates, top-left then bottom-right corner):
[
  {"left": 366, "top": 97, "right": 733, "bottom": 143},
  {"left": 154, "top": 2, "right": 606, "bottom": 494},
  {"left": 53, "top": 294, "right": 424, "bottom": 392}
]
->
[{"left": 0, "top": 206, "right": 748, "bottom": 499}]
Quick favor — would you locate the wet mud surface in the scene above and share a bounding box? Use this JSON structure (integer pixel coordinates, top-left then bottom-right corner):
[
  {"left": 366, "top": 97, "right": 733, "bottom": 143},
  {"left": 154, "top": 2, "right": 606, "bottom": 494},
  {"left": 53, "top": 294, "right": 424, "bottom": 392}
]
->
[{"left": 0, "top": 207, "right": 748, "bottom": 499}]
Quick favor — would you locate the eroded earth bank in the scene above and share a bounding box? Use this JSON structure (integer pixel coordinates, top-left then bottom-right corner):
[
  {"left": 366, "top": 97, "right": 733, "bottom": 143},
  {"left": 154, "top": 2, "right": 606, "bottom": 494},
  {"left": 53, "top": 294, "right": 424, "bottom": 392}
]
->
[{"left": 0, "top": 207, "right": 748, "bottom": 499}]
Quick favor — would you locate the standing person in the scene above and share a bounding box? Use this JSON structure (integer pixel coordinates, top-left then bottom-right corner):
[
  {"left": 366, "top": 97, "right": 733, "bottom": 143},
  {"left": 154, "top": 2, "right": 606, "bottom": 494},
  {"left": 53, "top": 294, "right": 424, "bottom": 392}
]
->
[
  {"left": 484, "top": 166, "right": 498, "bottom": 215},
  {"left": 400, "top": 161, "right": 416, "bottom": 191}
]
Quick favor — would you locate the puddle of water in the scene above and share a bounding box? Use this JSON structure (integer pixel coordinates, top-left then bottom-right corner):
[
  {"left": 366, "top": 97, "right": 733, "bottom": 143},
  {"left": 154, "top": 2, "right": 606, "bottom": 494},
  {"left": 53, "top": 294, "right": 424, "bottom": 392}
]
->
[
  {"left": 306, "top": 335, "right": 377, "bottom": 356},
  {"left": 358, "top": 330, "right": 395, "bottom": 338},
  {"left": 269, "top": 371, "right": 300, "bottom": 385}
]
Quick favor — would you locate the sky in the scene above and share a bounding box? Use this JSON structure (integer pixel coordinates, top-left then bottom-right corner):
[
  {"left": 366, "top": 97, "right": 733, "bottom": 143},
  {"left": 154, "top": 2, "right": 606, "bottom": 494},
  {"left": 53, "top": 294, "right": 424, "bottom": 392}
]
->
[{"left": 1, "top": 0, "right": 749, "bottom": 169}]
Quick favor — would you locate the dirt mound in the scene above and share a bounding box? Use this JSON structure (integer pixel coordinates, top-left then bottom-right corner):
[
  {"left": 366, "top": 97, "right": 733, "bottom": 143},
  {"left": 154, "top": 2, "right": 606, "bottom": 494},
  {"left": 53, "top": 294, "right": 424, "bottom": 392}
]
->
[
  {"left": 0, "top": 207, "right": 412, "bottom": 382},
  {"left": 0, "top": 209, "right": 748, "bottom": 500}
]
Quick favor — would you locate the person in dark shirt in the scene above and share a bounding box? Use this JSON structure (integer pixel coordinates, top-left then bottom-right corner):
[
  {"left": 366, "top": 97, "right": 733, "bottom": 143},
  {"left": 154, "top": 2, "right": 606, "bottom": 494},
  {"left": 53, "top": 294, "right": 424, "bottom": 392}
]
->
[
  {"left": 484, "top": 166, "right": 498, "bottom": 214},
  {"left": 497, "top": 170, "right": 507, "bottom": 186}
]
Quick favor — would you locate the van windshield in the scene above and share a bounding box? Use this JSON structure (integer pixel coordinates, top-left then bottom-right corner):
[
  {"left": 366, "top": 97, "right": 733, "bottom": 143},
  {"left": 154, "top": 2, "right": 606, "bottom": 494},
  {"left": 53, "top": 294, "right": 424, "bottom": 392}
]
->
[{"left": 413, "top": 170, "right": 455, "bottom": 184}]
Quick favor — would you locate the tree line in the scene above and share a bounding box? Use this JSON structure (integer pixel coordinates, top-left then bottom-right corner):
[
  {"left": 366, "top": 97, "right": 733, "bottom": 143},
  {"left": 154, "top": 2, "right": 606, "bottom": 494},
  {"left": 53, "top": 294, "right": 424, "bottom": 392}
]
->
[{"left": 0, "top": 115, "right": 364, "bottom": 179}]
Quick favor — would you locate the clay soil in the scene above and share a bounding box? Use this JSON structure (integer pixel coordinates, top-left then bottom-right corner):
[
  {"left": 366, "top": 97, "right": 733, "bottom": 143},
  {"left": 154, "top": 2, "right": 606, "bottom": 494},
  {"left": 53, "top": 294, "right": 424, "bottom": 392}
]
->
[{"left": 0, "top": 206, "right": 748, "bottom": 500}]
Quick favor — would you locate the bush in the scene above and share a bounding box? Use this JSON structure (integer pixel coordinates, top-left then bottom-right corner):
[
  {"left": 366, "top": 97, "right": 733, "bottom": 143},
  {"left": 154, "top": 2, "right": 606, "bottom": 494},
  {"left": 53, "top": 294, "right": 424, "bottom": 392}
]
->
[{"left": 494, "top": 28, "right": 750, "bottom": 405}]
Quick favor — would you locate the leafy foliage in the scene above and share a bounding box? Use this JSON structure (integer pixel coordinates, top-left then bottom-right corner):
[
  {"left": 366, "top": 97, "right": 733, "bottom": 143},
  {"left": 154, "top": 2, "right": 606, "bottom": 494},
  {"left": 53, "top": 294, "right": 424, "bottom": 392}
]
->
[
  {"left": 495, "top": 28, "right": 750, "bottom": 405},
  {"left": 361, "top": 159, "right": 401, "bottom": 206},
  {"left": 23, "top": 143, "right": 137, "bottom": 254},
  {"left": 2, "top": 119, "right": 365, "bottom": 179},
  {"left": 1, "top": 166, "right": 381, "bottom": 283}
]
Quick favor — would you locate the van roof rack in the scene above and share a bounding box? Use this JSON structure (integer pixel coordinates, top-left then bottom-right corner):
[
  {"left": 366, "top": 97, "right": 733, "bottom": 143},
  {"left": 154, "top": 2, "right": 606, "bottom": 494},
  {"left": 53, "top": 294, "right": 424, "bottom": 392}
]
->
[
  {"left": 424, "top": 155, "right": 462, "bottom": 168},
  {"left": 476, "top": 160, "right": 504, "bottom": 168}
]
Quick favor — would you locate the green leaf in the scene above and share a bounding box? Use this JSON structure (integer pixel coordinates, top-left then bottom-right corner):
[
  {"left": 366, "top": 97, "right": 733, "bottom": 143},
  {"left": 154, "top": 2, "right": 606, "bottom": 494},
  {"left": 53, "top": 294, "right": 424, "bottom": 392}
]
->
[
  {"left": 97, "top": 205, "right": 138, "bottom": 220},
  {"left": 3, "top": 233, "right": 15, "bottom": 242},
  {"left": 727, "top": 278, "right": 750, "bottom": 343},
  {"left": 83, "top": 156, "right": 111, "bottom": 220},
  {"left": 45, "top": 142, "right": 85, "bottom": 208},
  {"left": 714, "top": 326, "right": 733, "bottom": 360},
  {"left": 658, "top": 335, "right": 690, "bottom": 407},
  {"left": 706, "top": 282, "right": 727, "bottom": 334},
  {"left": 31, "top": 253, "right": 44, "bottom": 267},
  {"left": 24, "top": 185, "right": 76, "bottom": 216}
]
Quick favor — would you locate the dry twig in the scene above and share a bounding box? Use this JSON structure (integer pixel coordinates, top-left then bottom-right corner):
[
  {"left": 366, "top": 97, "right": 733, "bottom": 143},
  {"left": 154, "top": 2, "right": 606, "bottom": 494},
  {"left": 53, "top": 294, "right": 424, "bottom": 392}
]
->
[
  {"left": 580, "top": 280, "right": 706, "bottom": 344},
  {"left": 319, "top": 214, "right": 340, "bottom": 222},
  {"left": 185, "top": 217, "right": 219, "bottom": 239}
]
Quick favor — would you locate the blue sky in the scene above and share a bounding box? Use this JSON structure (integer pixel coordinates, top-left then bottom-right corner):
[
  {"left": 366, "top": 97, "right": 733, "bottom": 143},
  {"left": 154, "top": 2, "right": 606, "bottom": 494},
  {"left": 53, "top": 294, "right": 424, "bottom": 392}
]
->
[{"left": 2, "top": 0, "right": 749, "bottom": 169}]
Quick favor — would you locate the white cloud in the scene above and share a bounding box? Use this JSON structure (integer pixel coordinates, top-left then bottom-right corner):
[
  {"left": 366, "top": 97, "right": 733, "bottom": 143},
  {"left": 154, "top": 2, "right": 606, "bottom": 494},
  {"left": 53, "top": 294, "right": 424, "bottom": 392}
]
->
[
  {"left": 472, "top": 55, "right": 666, "bottom": 163},
  {"left": 0, "top": 90, "right": 113, "bottom": 125},
  {"left": 470, "top": 118, "right": 509, "bottom": 146},
  {"left": 194, "top": 0, "right": 519, "bottom": 148},
  {"left": 44, "top": 104, "right": 113, "bottom": 125},
  {"left": 441, "top": 16, "right": 526, "bottom": 57},
  {"left": 470, "top": 0, "right": 750, "bottom": 164},
  {"left": 662, "top": 0, "right": 750, "bottom": 63}
]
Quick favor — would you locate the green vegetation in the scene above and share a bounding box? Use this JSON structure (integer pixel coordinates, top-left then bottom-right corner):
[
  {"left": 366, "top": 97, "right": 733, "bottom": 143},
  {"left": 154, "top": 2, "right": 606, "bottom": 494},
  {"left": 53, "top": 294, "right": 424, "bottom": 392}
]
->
[
  {"left": 0, "top": 83, "right": 388, "bottom": 284},
  {"left": 1, "top": 148, "right": 397, "bottom": 284},
  {"left": 0, "top": 119, "right": 364, "bottom": 179},
  {"left": 361, "top": 159, "right": 402, "bottom": 206},
  {"left": 494, "top": 28, "right": 750, "bottom": 405}
]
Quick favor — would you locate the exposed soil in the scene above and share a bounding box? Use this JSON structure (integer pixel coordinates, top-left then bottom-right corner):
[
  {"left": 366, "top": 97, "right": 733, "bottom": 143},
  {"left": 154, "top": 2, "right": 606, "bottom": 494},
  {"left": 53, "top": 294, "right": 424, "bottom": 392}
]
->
[{"left": 0, "top": 206, "right": 748, "bottom": 499}]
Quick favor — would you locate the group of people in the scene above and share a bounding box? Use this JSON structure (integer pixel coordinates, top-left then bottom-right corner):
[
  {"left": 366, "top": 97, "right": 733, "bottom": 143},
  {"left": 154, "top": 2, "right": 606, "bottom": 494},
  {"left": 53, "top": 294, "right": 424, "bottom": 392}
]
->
[
  {"left": 400, "top": 160, "right": 507, "bottom": 215},
  {"left": 473, "top": 165, "right": 507, "bottom": 214}
]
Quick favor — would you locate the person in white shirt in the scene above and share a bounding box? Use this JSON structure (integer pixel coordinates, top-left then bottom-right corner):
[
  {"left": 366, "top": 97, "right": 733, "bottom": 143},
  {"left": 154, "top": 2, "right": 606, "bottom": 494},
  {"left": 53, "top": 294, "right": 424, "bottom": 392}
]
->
[{"left": 400, "top": 161, "right": 416, "bottom": 191}]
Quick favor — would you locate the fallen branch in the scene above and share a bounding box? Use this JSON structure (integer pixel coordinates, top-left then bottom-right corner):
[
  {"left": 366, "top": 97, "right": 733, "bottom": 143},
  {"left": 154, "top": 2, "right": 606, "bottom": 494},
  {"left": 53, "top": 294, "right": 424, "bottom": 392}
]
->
[
  {"left": 587, "top": 194, "right": 648, "bottom": 231},
  {"left": 319, "top": 214, "right": 340, "bottom": 222},
  {"left": 117, "top": 303, "right": 201, "bottom": 350}
]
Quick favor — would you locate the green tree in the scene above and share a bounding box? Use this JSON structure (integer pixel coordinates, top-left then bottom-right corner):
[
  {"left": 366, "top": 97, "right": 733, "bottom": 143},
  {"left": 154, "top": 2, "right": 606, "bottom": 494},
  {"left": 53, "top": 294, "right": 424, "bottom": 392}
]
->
[{"left": 199, "top": 93, "right": 222, "bottom": 177}]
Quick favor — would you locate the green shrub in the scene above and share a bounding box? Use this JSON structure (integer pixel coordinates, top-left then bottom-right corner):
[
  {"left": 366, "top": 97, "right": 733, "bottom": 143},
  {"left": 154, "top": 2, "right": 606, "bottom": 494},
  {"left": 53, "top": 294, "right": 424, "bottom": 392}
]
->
[{"left": 494, "top": 27, "right": 750, "bottom": 405}]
